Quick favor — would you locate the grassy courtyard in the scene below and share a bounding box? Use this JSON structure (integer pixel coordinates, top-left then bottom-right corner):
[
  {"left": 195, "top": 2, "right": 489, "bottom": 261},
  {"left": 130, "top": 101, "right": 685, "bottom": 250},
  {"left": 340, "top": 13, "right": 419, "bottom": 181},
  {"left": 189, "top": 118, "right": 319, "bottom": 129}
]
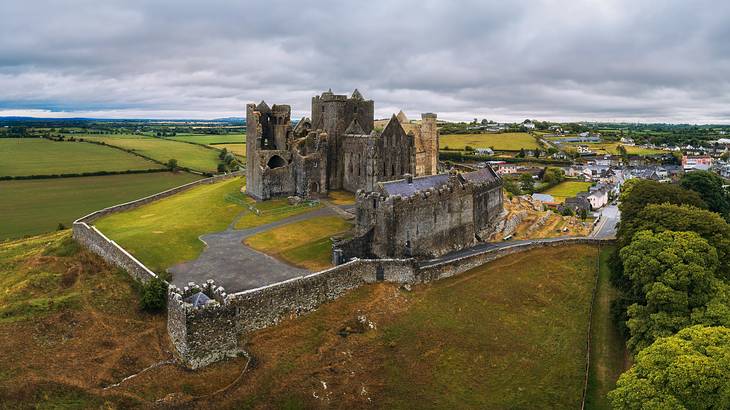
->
[
  {"left": 79, "top": 134, "right": 222, "bottom": 172},
  {"left": 440, "top": 132, "right": 540, "bottom": 151},
  {"left": 234, "top": 198, "right": 323, "bottom": 229},
  {"left": 94, "top": 177, "right": 246, "bottom": 273},
  {"left": 542, "top": 180, "right": 592, "bottom": 202},
  {"left": 244, "top": 215, "right": 352, "bottom": 271},
  {"left": 0, "top": 138, "right": 163, "bottom": 177},
  {"left": 0, "top": 172, "right": 201, "bottom": 240}
]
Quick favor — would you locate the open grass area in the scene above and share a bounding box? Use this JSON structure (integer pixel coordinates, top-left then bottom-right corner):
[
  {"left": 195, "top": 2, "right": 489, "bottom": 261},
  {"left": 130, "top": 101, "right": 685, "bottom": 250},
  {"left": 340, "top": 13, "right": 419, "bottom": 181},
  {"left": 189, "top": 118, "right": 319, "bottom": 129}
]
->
[
  {"left": 0, "top": 138, "right": 163, "bottom": 177},
  {"left": 234, "top": 198, "right": 323, "bottom": 230},
  {"left": 80, "top": 134, "right": 222, "bottom": 172},
  {"left": 212, "top": 143, "right": 246, "bottom": 158},
  {"left": 0, "top": 231, "right": 173, "bottom": 408},
  {"left": 0, "top": 172, "right": 201, "bottom": 240},
  {"left": 542, "top": 180, "right": 592, "bottom": 202},
  {"left": 586, "top": 246, "right": 630, "bottom": 409},
  {"left": 244, "top": 215, "right": 352, "bottom": 271},
  {"left": 94, "top": 177, "right": 246, "bottom": 273},
  {"left": 168, "top": 133, "right": 244, "bottom": 145},
  {"left": 440, "top": 132, "right": 540, "bottom": 151},
  {"left": 0, "top": 238, "right": 603, "bottom": 407},
  {"left": 326, "top": 190, "right": 356, "bottom": 205}
]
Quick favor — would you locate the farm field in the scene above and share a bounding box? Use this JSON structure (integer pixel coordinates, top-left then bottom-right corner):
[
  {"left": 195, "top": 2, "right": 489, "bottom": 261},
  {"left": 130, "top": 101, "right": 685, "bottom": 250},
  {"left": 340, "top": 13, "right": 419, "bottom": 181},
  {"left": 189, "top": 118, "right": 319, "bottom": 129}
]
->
[
  {"left": 80, "top": 134, "right": 222, "bottom": 172},
  {"left": 0, "top": 172, "right": 201, "bottom": 240},
  {"left": 94, "top": 177, "right": 246, "bottom": 273},
  {"left": 0, "top": 236, "right": 601, "bottom": 408},
  {"left": 168, "top": 133, "right": 244, "bottom": 145},
  {"left": 244, "top": 215, "right": 352, "bottom": 271},
  {"left": 213, "top": 143, "right": 246, "bottom": 158},
  {"left": 542, "top": 180, "right": 592, "bottom": 202},
  {"left": 440, "top": 132, "right": 540, "bottom": 151},
  {"left": 564, "top": 142, "right": 665, "bottom": 156},
  {"left": 0, "top": 138, "right": 163, "bottom": 177}
]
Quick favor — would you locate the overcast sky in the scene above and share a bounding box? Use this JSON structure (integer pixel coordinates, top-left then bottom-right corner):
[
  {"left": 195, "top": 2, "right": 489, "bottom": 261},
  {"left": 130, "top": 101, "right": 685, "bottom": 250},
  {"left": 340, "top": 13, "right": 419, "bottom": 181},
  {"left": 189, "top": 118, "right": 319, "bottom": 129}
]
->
[{"left": 1, "top": 0, "right": 729, "bottom": 123}]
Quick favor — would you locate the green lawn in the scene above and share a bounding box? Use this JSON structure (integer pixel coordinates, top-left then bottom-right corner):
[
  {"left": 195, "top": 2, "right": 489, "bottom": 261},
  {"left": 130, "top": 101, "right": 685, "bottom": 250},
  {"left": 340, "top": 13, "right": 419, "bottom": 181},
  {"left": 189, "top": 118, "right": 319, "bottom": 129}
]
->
[
  {"left": 168, "top": 133, "right": 245, "bottom": 145},
  {"left": 244, "top": 215, "right": 352, "bottom": 271},
  {"left": 79, "top": 134, "right": 222, "bottom": 172},
  {"left": 0, "top": 138, "right": 163, "bottom": 177},
  {"left": 0, "top": 172, "right": 201, "bottom": 240},
  {"left": 234, "top": 198, "right": 323, "bottom": 229},
  {"left": 564, "top": 142, "right": 665, "bottom": 156},
  {"left": 586, "top": 246, "right": 629, "bottom": 409},
  {"left": 543, "top": 181, "right": 592, "bottom": 202},
  {"left": 94, "top": 177, "right": 246, "bottom": 273},
  {"left": 440, "top": 133, "right": 540, "bottom": 151}
]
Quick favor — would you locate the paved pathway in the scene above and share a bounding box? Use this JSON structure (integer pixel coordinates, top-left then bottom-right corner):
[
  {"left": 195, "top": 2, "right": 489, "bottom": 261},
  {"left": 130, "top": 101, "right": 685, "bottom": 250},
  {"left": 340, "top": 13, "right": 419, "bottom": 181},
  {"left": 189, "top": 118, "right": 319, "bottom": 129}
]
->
[{"left": 169, "top": 206, "right": 340, "bottom": 293}]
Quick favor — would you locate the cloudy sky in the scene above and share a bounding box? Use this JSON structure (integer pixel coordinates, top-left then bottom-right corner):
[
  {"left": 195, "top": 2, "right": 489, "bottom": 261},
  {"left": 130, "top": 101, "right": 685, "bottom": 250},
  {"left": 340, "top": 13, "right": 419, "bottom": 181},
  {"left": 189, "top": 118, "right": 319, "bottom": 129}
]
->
[{"left": 1, "top": 0, "right": 729, "bottom": 123}]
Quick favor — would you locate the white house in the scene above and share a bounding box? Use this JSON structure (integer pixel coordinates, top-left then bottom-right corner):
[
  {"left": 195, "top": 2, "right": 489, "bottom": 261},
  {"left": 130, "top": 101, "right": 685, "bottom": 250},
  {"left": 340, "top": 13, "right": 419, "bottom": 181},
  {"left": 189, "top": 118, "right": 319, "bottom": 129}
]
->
[{"left": 522, "top": 120, "right": 535, "bottom": 130}]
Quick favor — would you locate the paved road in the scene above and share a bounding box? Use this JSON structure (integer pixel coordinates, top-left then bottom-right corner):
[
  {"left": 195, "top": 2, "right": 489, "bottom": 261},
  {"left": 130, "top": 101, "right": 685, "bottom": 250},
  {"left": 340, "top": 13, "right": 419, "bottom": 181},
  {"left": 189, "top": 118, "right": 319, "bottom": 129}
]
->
[
  {"left": 169, "top": 206, "right": 341, "bottom": 293},
  {"left": 592, "top": 204, "right": 620, "bottom": 239}
]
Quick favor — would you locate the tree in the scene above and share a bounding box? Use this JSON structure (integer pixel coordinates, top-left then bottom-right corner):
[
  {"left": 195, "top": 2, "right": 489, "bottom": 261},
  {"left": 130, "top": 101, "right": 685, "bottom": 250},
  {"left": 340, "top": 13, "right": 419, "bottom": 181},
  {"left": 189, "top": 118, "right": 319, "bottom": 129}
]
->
[
  {"left": 619, "top": 180, "right": 706, "bottom": 224},
  {"left": 218, "top": 147, "right": 228, "bottom": 160},
  {"left": 620, "top": 230, "right": 720, "bottom": 352},
  {"left": 680, "top": 170, "right": 730, "bottom": 220},
  {"left": 618, "top": 203, "right": 730, "bottom": 278},
  {"left": 519, "top": 173, "right": 534, "bottom": 193},
  {"left": 609, "top": 325, "right": 730, "bottom": 410},
  {"left": 217, "top": 163, "right": 227, "bottom": 173},
  {"left": 542, "top": 167, "right": 565, "bottom": 185},
  {"left": 579, "top": 208, "right": 588, "bottom": 221},
  {"left": 167, "top": 158, "right": 178, "bottom": 171},
  {"left": 140, "top": 276, "right": 168, "bottom": 312}
]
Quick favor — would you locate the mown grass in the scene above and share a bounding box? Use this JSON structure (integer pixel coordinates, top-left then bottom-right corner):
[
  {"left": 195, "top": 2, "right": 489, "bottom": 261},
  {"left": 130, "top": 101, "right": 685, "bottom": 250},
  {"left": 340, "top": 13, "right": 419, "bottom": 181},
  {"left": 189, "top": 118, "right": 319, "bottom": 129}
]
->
[
  {"left": 440, "top": 132, "right": 540, "bottom": 151},
  {"left": 0, "top": 138, "right": 163, "bottom": 177},
  {"left": 94, "top": 177, "right": 246, "bottom": 273},
  {"left": 79, "top": 134, "right": 222, "bottom": 172},
  {"left": 0, "top": 172, "right": 201, "bottom": 240},
  {"left": 564, "top": 142, "right": 665, "bottom": 156},
  {"left": 168, "top": 133, "right": 245, "bottom": 145},
  {"left": 542, "top": 180, "right": 592, "bottom": 202},
  {"left": 234, "top": 198, "right": 323, "bottom": 229},
  {"left": 244, "top": 215, "right": 352, "bottom": 271},
  {"left": 586, "top": 246, "right": 629, "bottom": 409}
]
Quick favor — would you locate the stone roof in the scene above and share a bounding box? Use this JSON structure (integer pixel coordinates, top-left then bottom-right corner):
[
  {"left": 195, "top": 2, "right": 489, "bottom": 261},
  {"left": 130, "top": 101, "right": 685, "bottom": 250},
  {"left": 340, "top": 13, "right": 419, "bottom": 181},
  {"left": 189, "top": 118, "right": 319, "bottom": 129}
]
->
[
  {"left": 461, "top": 166, "right": 500, "bottom": 184},
  {"left": 380, "top": 174, "right": 450, "bottom": 197},
  {"left": 351, "top": 89, "right": 364, "bottom": 100},
  {"left": 396, "top": 110, "right": 409, "bottom": 124},
  {"left": 345, "top": 118, "right": 366, "bottom": 135}
]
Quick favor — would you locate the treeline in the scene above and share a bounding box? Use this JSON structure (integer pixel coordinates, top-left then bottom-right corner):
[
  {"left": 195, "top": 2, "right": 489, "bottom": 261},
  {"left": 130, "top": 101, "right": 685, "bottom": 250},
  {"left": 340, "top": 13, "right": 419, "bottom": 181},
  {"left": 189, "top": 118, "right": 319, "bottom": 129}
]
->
[
  {"left": 0, "top": 168, "right": 169, "bottom": 181},
  {"left": 439, "top": 150, "right": 571, "bottom": 166},
  {"left": 606, "top": 171, "right": 730, "bottom": 407}
]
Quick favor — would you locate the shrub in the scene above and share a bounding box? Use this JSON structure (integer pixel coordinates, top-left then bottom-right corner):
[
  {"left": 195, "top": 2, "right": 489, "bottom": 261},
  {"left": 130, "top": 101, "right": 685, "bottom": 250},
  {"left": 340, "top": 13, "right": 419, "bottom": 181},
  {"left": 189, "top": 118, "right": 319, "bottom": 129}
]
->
[{"left": 140, "top": 276, "right": 168, "bottom": 312}]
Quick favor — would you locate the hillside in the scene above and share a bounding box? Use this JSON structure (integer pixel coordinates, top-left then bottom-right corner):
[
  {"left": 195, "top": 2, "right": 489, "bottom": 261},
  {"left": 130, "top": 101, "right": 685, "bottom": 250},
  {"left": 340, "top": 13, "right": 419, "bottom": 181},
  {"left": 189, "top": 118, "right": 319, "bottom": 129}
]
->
[{"left": 0, "top": 232, "right": 602, "bottom": 408}]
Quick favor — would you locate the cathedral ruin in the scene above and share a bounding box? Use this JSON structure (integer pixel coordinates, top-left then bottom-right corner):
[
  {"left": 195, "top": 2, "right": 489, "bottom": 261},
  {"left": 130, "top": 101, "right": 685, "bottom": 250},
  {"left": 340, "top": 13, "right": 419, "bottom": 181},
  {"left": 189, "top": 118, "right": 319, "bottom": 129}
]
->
[{"left": 245, "top": 89, "right": 439, "bottom": 199}]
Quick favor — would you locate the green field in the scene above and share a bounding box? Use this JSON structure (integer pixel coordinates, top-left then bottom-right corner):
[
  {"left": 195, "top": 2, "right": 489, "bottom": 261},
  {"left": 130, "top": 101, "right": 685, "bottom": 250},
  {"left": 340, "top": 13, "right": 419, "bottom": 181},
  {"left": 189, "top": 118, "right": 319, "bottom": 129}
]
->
[
  {"left": 564, "top": 142, "right": 665, "bottom": 156},
  {"left": 0, "top": 172, "right": 201, "bottom": 241},
  {"left": 0, "top": 138, "right": 163, "bottom": 177},
  {"left": 168, "top": 133, "right": 244, "bottom": 145},
  {"left": 213, "top": 143, "right": 246, "bottom": 158},
  {"left": 586, "top": 246, "right": 630, "bottom": 409},
  {"left": 244, "top": 215, "right": 352, "bottom": 271},
  {"left": 440, "top": 132, "right": 540, "bottom": 151},
  {"left": 543, "top": 181, "right": 592, "bottom": 202},
  {"left": 80, "top": 134, "right": 222, "bottom": 172},
  {"left": 94, "top": 177, "right": 246, "bottom": 273}
]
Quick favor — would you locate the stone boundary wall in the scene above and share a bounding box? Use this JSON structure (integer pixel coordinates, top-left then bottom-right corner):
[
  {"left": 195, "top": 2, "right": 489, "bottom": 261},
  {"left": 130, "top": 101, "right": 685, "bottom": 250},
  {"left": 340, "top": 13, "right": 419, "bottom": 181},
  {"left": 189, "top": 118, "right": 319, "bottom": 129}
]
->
[
  {"left": 168, "top": 237, "right": 614, "bottom": 368},
  {"left": 72, "top": 171, "right": 244, "bottom": 282}
]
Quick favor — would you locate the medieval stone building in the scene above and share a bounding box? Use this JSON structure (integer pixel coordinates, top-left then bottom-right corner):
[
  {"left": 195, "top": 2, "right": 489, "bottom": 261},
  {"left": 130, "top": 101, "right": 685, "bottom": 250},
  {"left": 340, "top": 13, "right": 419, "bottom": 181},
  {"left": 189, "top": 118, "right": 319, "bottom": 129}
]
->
[
  {"left": 335, "top": 167, "right": 504, "bottom": 260},
  {"left": 246, "top": 89, "right": 439, "bottom": 200}
]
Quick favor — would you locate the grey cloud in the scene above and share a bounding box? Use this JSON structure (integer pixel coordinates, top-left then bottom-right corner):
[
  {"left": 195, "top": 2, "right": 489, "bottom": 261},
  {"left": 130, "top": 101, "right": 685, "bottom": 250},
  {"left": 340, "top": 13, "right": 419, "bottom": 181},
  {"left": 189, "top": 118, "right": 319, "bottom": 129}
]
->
[{"left": 0, "top": 0, "right": 729, "bottom": 122}]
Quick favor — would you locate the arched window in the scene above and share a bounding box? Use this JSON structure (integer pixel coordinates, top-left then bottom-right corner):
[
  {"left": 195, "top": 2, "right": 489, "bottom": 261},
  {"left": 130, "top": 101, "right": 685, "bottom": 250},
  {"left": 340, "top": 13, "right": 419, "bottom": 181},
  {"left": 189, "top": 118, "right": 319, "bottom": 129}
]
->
[{"left": 267, "top": 155, "right": 287, "bottom": 169}]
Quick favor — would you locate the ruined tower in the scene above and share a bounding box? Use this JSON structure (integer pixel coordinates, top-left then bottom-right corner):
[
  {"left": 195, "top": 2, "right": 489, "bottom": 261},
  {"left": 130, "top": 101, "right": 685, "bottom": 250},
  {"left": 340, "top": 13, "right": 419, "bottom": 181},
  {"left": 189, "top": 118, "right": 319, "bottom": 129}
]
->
[{"left": 311, "top": 89, "right": 374, "bottom": 190}]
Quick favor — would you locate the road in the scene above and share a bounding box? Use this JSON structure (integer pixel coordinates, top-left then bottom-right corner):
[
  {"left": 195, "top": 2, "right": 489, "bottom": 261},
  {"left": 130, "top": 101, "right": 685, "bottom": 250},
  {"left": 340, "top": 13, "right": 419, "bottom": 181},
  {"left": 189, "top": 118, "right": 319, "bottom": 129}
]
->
[{"left": 591, "top": 204, "right": 620, "bottom": 239}]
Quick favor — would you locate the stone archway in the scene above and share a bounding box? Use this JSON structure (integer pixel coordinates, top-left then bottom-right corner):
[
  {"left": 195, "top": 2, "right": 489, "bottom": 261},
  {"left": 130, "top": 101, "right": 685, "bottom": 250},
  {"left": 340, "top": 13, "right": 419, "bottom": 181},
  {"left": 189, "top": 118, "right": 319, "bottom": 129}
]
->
[
  {"left": 267, "top": 155, "right": 287, "bottom": 169},
  {"left": 308, "top": 181, "right": 320, "bottom": 198}
]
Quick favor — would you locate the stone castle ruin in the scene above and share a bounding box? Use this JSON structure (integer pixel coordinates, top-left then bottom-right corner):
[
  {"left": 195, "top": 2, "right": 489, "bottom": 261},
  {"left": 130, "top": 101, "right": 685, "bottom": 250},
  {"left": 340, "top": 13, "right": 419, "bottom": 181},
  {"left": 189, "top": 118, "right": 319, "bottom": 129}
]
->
[{"left": 246, "top": 89, "right": 439, "bottom": 199}]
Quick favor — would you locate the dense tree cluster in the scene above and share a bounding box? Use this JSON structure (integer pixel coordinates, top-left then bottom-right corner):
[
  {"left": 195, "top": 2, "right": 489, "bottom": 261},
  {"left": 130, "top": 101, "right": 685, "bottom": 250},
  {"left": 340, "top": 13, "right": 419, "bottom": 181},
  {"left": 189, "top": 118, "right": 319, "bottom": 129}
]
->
[{"left": 610, "top": 179, "right": 730, "bottom": 408}]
